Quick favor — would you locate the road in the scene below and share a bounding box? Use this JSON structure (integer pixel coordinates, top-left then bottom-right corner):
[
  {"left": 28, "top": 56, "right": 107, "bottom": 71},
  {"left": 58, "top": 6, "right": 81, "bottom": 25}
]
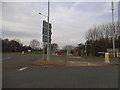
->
[{"left": 2, "top": 53, "right": 118, "bottom": 88}]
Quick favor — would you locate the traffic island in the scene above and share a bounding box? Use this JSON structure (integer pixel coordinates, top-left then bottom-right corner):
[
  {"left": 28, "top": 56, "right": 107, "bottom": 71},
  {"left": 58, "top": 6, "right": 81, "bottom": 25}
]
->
[
  {"left": 66, "top": 61, "right": 118, "bottom": 67},
  {"left": 32, "top": 59, "right": 119, "bottom": 67},
  {"left": 32, "top": 59, "right": 66, "bottom": 67}
]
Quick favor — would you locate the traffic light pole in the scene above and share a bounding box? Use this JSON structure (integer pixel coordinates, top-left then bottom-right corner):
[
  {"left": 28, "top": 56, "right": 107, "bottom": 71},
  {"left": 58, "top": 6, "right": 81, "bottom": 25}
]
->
[{"left": 47, "top": 0, "right": 50, "bottom": 60}]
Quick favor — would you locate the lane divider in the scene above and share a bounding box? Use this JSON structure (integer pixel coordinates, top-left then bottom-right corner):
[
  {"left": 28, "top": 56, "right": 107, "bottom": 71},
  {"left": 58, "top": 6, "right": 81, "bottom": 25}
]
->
[{"left": 17, "top": 67, "right": 28, "bottom": 71}]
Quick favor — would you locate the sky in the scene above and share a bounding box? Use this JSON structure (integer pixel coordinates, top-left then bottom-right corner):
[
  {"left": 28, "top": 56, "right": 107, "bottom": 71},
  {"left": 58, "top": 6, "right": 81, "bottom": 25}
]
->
[{"left": 1, "top": 0, "right": 119, "bottom": 49}]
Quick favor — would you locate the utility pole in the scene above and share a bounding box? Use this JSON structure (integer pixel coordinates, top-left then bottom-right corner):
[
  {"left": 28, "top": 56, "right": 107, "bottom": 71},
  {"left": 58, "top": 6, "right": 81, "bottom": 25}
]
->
[
  {"left": 111, "top": 0, "right": 116, "bottom": 57},
  {"left": 47, "top": 0, "right": 50, "bottom": 60},
  {"left": 39, "top": 0, "right": 51, "bottom": 61},
  {"left": 85, "top": 44, "right": 87, "bottom": 56}
]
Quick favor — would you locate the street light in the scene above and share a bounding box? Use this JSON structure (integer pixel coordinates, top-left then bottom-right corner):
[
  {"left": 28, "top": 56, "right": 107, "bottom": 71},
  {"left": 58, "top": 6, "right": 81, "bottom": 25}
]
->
[
  {"left": 39, "top": 13, "right": 48, "bottom": 17},
  {"left": 38, "top": 13, "right": 46, "bottom": 60},
  {"left": 38, "top": 0, "right": 50, "bottom": 61},
  {"left": 111, "top": 0, "right": 116, "bottom": 57},
  {"left": 47, "top": 0, "right": 50, "bottom": 60}
]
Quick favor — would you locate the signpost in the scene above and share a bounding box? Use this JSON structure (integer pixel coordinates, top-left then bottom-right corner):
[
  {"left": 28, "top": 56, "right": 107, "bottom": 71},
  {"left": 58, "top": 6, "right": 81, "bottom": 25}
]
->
[
  {"left": 42, "top": 20, "right": 52, "bottom": 60},
  {"left": 39, "top": 0, "right": 51, "bottom": 61},
  {"left": 42, "top": 20, "right": 52, "bottom": 43}
]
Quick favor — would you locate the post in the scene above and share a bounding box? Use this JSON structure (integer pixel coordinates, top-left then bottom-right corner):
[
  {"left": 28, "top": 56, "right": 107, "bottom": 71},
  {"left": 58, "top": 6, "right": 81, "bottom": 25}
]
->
[
  {"left": 47, "top": 0, "right": 50, "bottom": 60},
  {"left": 112, "top": 1, "right": 116, "bottom": 57},
  {"left": 85, "top": 43, "right": 87, "bottom": 56},
  {"left": 22, "top": 51, "right": 24, "bottom": 54},
  {"left": 105, "top": 52, "right": 110, "bottom": 63},
  {"left": 67, "top": 45, "right": 69, "bottom": 55},
  {"left": 42, "top": 42, "right": 45, "bottom": 60}
]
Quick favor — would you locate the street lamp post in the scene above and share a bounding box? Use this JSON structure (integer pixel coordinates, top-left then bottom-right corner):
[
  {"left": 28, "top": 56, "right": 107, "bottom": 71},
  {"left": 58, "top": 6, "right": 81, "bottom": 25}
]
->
[
  {"left": 39, "top": 0, "right": 50, "bottom": 61},
  {"left": 39, "top": 13, "right": 46, "bottom": 60},
  {"left": 85, "top": 44, "right": 87, "bottom": 56},
  {"left": 38, "top": 13, "right": 46, "bottom": 60},
  {"left": 47, "top": 0, "right": 50, "bottom": 60},
  {"left": 111, "top": 1, "right": 116, "bottom": 57}
]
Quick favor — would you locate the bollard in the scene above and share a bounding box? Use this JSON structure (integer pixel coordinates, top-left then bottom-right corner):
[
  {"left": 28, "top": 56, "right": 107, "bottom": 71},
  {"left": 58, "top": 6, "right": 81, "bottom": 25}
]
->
[
  {"left": 22, "top": 51, "right": 24, "bottom": 54},
  {"left": 105, "top": 52, "right": 110, "bottom": 63},
  {"left": 117, "top": 53, "right": 120, "bottom": 58}
]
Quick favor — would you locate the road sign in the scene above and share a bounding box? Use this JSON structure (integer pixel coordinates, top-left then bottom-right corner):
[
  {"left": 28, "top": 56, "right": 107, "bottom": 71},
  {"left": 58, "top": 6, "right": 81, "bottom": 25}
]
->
[
  {"left": 42, "top": 20, "right": 52, "bottom": 43},
  {"left": 42, "top": 35, "right": 51, "bottom": 43},
  {"left": 42, "top": 27, "right": 52, "bottom": 35},
  {"left": 43, "top": 21, "right": 51, "bottom": 28}
]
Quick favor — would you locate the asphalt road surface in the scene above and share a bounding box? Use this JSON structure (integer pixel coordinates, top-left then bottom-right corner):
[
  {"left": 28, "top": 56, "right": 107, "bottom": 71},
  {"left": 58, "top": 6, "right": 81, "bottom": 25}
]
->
[{"left": 2, "top": 53, "right": 118, "bottom": 88}]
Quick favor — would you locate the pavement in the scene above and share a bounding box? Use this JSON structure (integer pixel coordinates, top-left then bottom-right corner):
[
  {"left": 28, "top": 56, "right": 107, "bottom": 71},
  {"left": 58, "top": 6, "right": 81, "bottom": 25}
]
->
[{"left": 2, "top": 53, "right": 119, "bottom": 88}]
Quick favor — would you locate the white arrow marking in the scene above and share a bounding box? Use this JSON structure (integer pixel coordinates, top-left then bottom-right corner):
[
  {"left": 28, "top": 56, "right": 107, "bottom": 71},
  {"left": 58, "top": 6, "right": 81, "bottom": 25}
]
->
[{"left": 17, "top": 67, "right": 28, "bottom": 71}]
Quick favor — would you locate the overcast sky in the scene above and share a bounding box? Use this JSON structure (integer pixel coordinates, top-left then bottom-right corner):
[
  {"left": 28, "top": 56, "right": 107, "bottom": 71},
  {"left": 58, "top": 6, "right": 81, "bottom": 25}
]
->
[{"left": 1, "top": 1, "right": 118, "bottom": 49}]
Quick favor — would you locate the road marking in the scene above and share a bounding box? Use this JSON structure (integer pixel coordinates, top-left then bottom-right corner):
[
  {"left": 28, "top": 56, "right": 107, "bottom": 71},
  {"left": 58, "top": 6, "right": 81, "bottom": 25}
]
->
[{"left": 17, "top": 67, "right": 28, "bottom": 71}]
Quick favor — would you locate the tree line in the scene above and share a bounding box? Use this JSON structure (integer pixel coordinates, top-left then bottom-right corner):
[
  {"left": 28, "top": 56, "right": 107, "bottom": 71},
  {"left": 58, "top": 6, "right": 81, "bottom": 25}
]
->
[
  {"left": 1, "top": 38, "right": 59, "bottom": 54},
  {"left": 1, "top": 22, "right": 120, "bottom": 56},
  {"left": 58, "top": 22, "right": 120, "bottom": 56},
  {"left": 2, "top": 38, "right": 32, "bottom": 52},
  {"left": 78, "top": 22, "right": 120, "bottom": 56}
]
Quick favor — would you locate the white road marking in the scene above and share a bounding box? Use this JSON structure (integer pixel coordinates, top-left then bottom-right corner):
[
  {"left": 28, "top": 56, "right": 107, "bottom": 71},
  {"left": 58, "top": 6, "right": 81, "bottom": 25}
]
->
[{"left": 17, "top": 67, "right": 28, "bottom": 71}]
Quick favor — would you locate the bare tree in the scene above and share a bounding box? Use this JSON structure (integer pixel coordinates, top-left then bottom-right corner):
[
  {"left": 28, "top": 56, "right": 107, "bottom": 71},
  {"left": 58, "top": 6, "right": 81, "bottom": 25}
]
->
[
  {"left": 51, "top": 43, "right": 58, "bottom": 54},
  {"left": 85, "top": 22, "right": 119, "bottom": 56},
  {"left": 63, "top": 45, "right": 74, "bottom": 55},
  {"left": 63, "top": 45, "right": 74, "bottom": 50},
  {"left": 115, "top": 22, "right": 120, "bottom": 37},
  {"left": 85, "top": 26, "right": 102, "bottom": 42},
  {"left": 30, "top": 39, "right": 40, "bottom": 49},
  {"left": 85, "top": 22, "right": 119, "bottom": 41}
]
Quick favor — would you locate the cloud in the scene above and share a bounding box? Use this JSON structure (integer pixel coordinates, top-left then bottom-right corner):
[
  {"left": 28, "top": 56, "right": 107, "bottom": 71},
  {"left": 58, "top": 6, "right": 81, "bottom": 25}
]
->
[
  {"left": 2, "top": 2, "right": 118, "bottom": 48},
  {"left": 1, "top": 0, "right": 120, "bottom": 2},
  {"left": 50, "top": 2, "right": 115, "bottom": 48}
]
